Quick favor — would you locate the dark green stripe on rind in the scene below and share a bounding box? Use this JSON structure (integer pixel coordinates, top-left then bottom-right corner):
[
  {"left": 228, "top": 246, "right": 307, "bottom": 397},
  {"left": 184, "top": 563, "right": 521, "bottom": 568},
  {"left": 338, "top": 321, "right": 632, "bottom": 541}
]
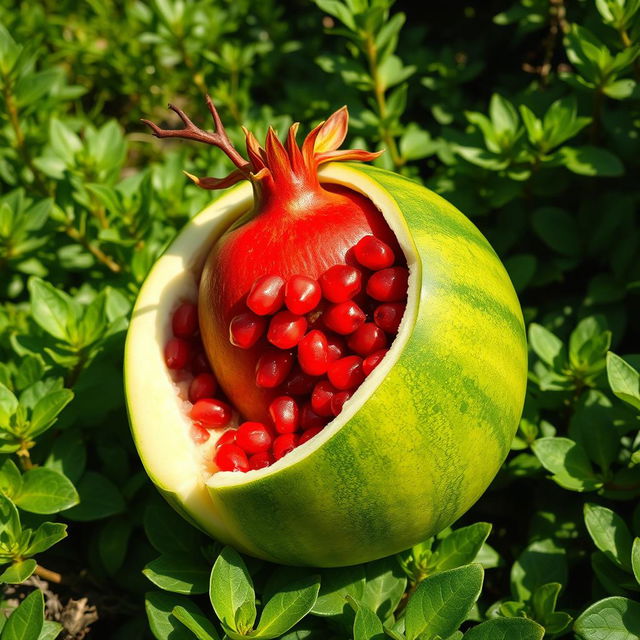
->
[{"left": 207, "top": 165, "right": 527, "bottom": 566}]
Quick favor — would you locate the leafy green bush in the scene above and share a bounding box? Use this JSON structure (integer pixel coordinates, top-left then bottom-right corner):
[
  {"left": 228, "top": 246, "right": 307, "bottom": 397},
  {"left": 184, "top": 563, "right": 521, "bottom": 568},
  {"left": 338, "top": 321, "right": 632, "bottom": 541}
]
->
[{"left": 0, "top": 0, "right": 639, "bottom": 638}]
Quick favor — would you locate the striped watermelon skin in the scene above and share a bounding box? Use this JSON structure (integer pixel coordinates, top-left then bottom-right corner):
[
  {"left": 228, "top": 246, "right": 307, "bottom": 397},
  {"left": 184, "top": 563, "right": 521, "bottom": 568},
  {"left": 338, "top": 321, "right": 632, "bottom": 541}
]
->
[{"left": 203, "top": 163, "right": 527, "bottom": 566}]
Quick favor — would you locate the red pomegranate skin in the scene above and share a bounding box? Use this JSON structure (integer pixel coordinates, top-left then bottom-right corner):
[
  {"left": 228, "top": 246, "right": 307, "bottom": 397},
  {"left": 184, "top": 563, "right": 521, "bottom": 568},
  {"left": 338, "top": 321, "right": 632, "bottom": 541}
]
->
[{"left": 199, "top": 182, "right": 399, "bottom": 423}]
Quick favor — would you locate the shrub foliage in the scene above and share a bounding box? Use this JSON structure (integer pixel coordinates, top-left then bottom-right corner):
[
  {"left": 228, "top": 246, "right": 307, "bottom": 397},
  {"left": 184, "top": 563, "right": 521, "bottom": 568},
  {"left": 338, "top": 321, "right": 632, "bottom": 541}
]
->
[{"left": 0, "top": 0, "right": 639, "bottom": 638}]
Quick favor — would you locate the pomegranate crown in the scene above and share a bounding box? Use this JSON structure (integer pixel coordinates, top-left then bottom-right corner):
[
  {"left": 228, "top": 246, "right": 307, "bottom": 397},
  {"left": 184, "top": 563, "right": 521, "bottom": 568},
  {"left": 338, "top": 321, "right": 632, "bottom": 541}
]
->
[{"left": 142, "top": 96, "right": 382, "bottom": 192}]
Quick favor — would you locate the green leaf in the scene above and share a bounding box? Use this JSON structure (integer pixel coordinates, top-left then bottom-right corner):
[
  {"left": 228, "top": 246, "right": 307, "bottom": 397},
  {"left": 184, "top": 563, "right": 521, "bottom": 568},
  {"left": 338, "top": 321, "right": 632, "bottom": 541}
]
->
[
  {"left": 28, "top": 277, "right": 74, "bottom": 342},
  {"left": 0, "top": 459, "right": 23, "bottom": 499},
  {"left": 209, "top": 546, "right": 256, "bottom": 633},
  {"left": 489, "top": 94, "right": 520, "bottom": 136},
  {"left": 37, "top": 621, "right": 63, "bottom": 640},
  {"left": 607, "top": 352, "right": 640, "bottom": 410},
  {"left": 15, "top": 69, "right": 60, "bottom": 108},
  {"left": 254, "top": 575, "right": 320, "bottom": 638},
  {"left": 377, "top": 56, "right": 415, "bottom": 91},
  {"left": 0, "top": 383, "right": 19, "bottom": 426},
  {"left": 144, "top": 503, "right": 204, "bottom": 556},
  {"left": 314, "top": 0, "right": 357, "bottom": 30},
  {"left": 28, "top": 389, "right": 74, "bottom": 437},
  {"left": 13, "top": 468, "right": 78, "bottom": 514},
  {"left": 400, "top": 125, "right": 434, "bottom": 161},
  {"left": 591, "top": 550, "right": 638, "bottom": 594},
  {"left": 463, "top": 618, "right": 545, "bottom": 640},
  {"left": 405, "top": 564, "right": 484, "bottom": 640},
  {"left": 603, "top": 79, "right": 636, "bottom": 99},
  {"left": 98, "top": 518, "right": 131, "bottom": 576},
  {"left": 45, "top": 432, "right": 87, "bottom": 483},
  {"left": 432, "top": 523, "right": 492, "bottom": 572},
  {"left": 24, "top": 522, "right": 67, "bottom": 556},
  {"left": 558, "top": 146, "right": 624, "bottom": 177},
  {"left": 570, "top": 391, "right": 619, "bottom": 473},
  {"left": 532, "top": 437, "right": 602, "bottom": 491},
  {"left": 511, "top": 539, "right": 567, "bottom": 602},
  {"left": 172, "top": 605, "right": 220, "bottom": 640},
  {"left": 145, "top": 591, "right": 201, "bottom": 640},
  {"left": 0, "top": 493, "right": 21, "bottom": 539},
  {"left": 574, "top": 596, "right": 640, "bottom": 639},
  {"left": 569, "top": 317, "right": 610, "bottom": 373},
  {"left": 144, "top": 554, "right": 210, "bottom": 595},
  {"left": 519, "top": 105, "right": 543, "bottom": 146},
  {"left": 531, "top": 207, "right": 581, "bottom": 257},
  {"left": 15, "top": 357, "right": 45, "bottom": 392},
  {"left": 531, "top": 583, "right": 573, "bottom": 634},
  {"left": 504, "top": 254, "right": 537, "bottom": 292},
  {"left": 2, "top": 588, "right": 44, "bottom": 640},
  {"left": 38, "top": 620, "right": 62, "bottom": 640},
  {"left": 64, "top": 472, "right": 125, "bottom": 521},
  {"left": 584, "top": 503, "right": 633, "bottom": 571},
  {"left": 350, "top": 600, "right": 386, "bottom": 640},
  {"left": 312, "top": 565, "right": 366, "bottom": 616},
  {"left": 361, "top": 557, "right": 407, "bottom": 621},
  {"left": 0, "top": 559, "right": 37, "bottom": 584},
  {"left": 48, "top": 118, "right": 82, "bottom": 165},
  {"left": 528, "top": 324, "right": 566, "bottom": 369},
  {"left": 632, "top": 538, "right": 640, "bottom": 585},
  {"left": 542, "top": 96, "right": 591, "bottom": 150}
]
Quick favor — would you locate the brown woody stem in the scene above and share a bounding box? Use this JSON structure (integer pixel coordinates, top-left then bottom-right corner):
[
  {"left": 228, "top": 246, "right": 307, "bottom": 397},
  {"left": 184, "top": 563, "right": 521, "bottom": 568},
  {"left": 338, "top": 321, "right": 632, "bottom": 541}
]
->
[
  {"left": 64, "top": 226, "right": 121, "bottom": 273},
  {"left": 141, "top": 96, "right": 251, "bottom": 174},
  {"left": 35, "top": 565, "right": 63, "bottom": 584}
]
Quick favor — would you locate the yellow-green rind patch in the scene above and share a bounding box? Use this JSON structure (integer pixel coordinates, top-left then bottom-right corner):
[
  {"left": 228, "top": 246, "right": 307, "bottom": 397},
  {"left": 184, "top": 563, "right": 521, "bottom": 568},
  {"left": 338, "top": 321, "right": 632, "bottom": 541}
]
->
[{"left": 204, "top": 164, "right": 527, "bottom": 566}]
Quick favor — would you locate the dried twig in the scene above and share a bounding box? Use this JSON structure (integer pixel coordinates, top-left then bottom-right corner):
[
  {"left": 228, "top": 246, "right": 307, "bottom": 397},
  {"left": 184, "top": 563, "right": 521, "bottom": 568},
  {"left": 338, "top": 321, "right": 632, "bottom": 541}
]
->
[{"left": 141, "top": 95, "right": 251, "bottom": 173}]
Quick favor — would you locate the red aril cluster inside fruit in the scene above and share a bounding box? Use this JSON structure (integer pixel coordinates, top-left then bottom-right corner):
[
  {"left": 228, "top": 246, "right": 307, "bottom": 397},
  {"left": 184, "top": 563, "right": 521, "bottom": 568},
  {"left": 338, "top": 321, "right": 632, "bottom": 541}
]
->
[{"left": 164, "top": 234, "right": 407, "bottom": 473}]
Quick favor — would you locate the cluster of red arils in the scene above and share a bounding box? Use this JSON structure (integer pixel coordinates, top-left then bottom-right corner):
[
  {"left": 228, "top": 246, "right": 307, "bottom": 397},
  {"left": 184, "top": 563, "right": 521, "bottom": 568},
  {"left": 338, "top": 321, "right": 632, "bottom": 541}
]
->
[{"left": 164, "top": 235, "right": 407, "bottom": 473}]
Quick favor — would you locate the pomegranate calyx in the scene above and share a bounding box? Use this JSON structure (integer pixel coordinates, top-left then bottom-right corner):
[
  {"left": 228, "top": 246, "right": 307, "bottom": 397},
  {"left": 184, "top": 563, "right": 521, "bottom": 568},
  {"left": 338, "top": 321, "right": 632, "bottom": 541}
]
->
[{"left": 143, "top": 97, "right": 383, "bottom": 196}]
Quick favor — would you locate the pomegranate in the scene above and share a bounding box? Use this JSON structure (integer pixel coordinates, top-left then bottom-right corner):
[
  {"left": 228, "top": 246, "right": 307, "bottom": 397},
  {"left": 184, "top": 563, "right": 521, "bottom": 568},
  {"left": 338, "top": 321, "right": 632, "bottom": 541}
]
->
[{"left": 143, "top": 98, "right": 409, "bottom": 471}]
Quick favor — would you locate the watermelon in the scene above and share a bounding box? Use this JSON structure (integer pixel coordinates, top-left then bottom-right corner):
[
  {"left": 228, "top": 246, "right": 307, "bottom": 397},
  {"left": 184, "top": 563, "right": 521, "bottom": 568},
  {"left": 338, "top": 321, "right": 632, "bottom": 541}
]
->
[{"left": 124, "top": 161, "right": 527, "bottom": 567}]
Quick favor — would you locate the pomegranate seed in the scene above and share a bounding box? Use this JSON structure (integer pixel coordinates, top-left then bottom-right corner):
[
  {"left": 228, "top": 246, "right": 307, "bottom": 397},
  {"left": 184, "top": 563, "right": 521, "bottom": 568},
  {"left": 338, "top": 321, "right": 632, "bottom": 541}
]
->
[
  {"left": 191, "top": 424, "right": 210, "bottom": 444},
  {"left": 172, "top": 302, "right": 198, "bottom": 338},
  {"left": 331, "top": 391, "right": 351, "bottom": 416},
  {"left": 229, "top": 312, "right": 267, "bottom": 349},
  {"left": 268, "top": 396, "right": 300, "bottom": 433},
  {"left": 326, "top": 334, "right": 346, "bottom": 361},
  {"left": 247, "top": 275, "right": 285, "bottom": 315},
  {"left": 189, "top": 373, "right": 218, "bottom": 402},
  {"left": 299, "top": 426, "right": 323, "bottom": 444},
  {"left": 215, "top": 430, "right": 237, "bottom": 449},
  {"left": 283, "top": 367, "right": 316, "bottom": 395},
  {"left": 215, "top": 444, "right": 249, "bottom": 472},
  {"left": 323, "top": 301, "right": 366, "bottom": 335},
  {"left": 347, "top": 323, "right": 387, "bottom": 356},
  {"left": 255, "top": 350, "right": 294, "bottom": 388},
  {"left": 327, "top": 356, "right": 365, "bottom": 390},
  {"left": 300, "top": 404, "right": 327, "bottom": 430},
  {"left": 191, "top": 348, "right": 211, "bottom": 374},
  {"left": 190, "top": 399, "right": 233, "bottom": 427},
  {"left": 235, "top": 422, "right": 272, "bottom": 454},
  {"left": 366, "top": 267, "right": 409, "bottom": 302},
  {"left": 362, "top": 349, "right": 388, "bottom": 375},
  {"left": 285, "top": 276, "right": 321, "bottom": 315},
  {"left": 164, "top": 337, "right": 191, "bottom": 369},
  {"left": 311, "top": 380, "right": 338, "bottom": 417},
  {"left": 267, "top": 311, "right": 307, "bottom": 349},
  {"left": 354, "top": 235, "right": 396, "bottom": 270},
  {"left": 319, "top": 265, "right": 362, "bottom": 303},
  {"left": 249, "top": 452, "right": 274, "bottom": 470},
  {"left": 374, "top": 303, "right": 405, "bottom": 333},
  {"left": 298, "top": 330, "right": 329, "bottom": 376},
  {"left": 273, "top": 433, "right": 298, "bottom": 460}
]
